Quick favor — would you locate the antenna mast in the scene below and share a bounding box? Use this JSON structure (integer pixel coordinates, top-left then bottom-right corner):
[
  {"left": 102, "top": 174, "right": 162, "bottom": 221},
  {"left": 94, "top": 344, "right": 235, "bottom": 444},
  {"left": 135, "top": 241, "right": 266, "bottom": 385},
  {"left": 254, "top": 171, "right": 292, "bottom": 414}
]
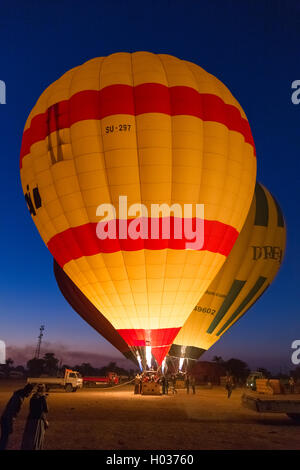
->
[{"left": 35, "top": 325, "right": 45, "bottom": 359}]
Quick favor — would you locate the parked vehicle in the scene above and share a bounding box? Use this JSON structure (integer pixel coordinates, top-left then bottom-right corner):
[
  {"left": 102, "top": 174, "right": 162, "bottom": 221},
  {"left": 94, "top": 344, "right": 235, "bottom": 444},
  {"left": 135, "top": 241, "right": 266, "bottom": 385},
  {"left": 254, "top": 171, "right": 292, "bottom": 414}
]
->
[
  {"left": 246, "top": 371, "right": 265, "bottom": 391},
  {"left": 27, "top": 368, "right": 83, "bottom": 392},
  {"left": 83, "top": 372, "right": 119, "bottom": 387},
  {"left": 9, "top": 371, "right": 24, "bottom": 379}
]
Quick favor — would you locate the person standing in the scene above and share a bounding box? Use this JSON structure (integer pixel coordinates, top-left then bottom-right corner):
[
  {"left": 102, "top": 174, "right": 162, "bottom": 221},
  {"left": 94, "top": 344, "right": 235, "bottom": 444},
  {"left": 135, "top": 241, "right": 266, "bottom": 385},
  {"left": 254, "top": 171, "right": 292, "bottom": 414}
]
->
[
  {"left": 289, "top": 376, "right": 295, "bottom": 394},
  {"left": 0, "top": 384, "right": 33, "bottom": 450},
  {"left": 190, "top": 375, "right": 196, "bottom": 394},
  {"left": 225, "top": 374, "right": 234, "bottom": 399},
  {"left": 161, "top": 376, "right": 166, "bottom": 395},
  {"left": 134, "top": 374, "right": 140, "bottom": 394},
  {"left": 138, "top": 374, "right": 142, "bottom": 394},
  {"left": 21, "top": 384, "right": 49, "bottom": 450},
  {"left": 171, "top": 375, "right": 177, "bottom": 394},
  {"left": 185, "top": 374, "right": 190, "bottom": 394}
]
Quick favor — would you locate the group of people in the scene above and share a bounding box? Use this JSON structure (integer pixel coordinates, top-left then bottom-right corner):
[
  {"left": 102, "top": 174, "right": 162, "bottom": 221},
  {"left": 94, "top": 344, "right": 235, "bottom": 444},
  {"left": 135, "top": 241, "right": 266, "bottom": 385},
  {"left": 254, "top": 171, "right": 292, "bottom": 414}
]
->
[
  {"left": 0, "top": 383, "right": 49, "bottom": 450},
  {"left": 184, "top": 375, "right": 196, "bottom": 394},
  {"left": 134, "top": 373, "right": 197, "bottom": 395},
  {"left": 161, "top": 375, "right": 181, "bottom": 395},
  {"left": 134, "top": 373, "right": 161, "bottom": 394}
]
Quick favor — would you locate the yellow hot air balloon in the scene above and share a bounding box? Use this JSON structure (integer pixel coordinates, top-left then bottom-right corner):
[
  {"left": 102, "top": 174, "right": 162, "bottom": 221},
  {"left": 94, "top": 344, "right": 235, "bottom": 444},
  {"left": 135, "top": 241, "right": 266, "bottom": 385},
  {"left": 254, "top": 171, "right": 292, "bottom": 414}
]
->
[
  {"left": 20, "top": 52, "right": 256, "bottom": 367},
  {"left": 169, "top": 182, "right": 286, "bottom": 361}
]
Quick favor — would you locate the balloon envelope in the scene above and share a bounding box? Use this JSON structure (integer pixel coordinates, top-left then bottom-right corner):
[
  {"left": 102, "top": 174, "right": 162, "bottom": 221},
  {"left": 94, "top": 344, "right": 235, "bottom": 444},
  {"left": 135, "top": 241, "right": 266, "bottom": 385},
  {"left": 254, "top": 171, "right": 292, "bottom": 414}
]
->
[
  {"left": 20, "top": 52, "right": 256, "bottom": 365},
  {"left": 53, "top": 259, "right": 138, "bottom": 366},
  {"left": 169, "top": 182, "right": 286, "bottom": 360}
]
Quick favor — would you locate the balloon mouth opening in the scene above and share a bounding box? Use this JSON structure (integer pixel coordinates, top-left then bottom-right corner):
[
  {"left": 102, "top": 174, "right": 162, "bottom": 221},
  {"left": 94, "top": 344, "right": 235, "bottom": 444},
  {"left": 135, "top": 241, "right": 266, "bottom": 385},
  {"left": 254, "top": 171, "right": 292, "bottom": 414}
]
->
[
  {"left": 132, "top": 346, "right": 159, "bottom": 371},
  {"left": 132, "top": 347, "right": 195, "bottom": 375},
  {"left": 132, "top": 345, "right": 170, "bottom": 372}
]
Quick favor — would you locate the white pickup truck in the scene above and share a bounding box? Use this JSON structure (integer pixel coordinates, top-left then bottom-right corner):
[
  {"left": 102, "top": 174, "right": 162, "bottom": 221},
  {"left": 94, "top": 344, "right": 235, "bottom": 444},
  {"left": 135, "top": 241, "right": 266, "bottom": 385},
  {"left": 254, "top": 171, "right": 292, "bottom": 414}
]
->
[{"left": 27, "top": 369, "right": 83, "bottom": 392}]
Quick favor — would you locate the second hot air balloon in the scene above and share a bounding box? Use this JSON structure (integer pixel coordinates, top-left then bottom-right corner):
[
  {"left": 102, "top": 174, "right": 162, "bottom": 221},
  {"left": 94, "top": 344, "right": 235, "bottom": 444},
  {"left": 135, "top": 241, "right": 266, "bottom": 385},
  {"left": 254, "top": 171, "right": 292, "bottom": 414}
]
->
[{"left": 169, "top": 183, "right": 286, "bottom": 364}]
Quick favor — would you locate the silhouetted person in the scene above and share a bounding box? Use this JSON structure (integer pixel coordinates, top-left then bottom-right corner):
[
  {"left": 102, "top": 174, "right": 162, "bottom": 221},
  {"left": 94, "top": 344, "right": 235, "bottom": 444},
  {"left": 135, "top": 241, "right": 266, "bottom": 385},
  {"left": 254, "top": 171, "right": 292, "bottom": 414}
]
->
[
  {"left": 185, "top": 375, "right": 190, "bottom": 394},
  {"left": 171, "top": 375, "right": 177, "bottom": 394},
  {"left": 21, "top": 384, "right": 49, "bottom": 450},
  {"left": 166, "top": 378, "right": 169, "bottom": 395},
  {"left": 24, "top": 185, "right": 36, "bottom": 216},
  {"left": 138, "top": 375, "right": 142, "bottom": 394},
  {"left": 225, "top": 374, "right": 234, "bottom": 399},
  {"left": 0, "top": 384, "right": 33, "bottom": 450},
  {"left": 289, "top": 376, "right": 295, "bottom": 394},
  {"left": 161, "top": 376, "right": 166, "bottom": 394},
  {"left": 190, "top": 375, "right": 196, "bottom": 394},
  {"left": 134, "top": 374, "right": 140, "bottom": 394}
]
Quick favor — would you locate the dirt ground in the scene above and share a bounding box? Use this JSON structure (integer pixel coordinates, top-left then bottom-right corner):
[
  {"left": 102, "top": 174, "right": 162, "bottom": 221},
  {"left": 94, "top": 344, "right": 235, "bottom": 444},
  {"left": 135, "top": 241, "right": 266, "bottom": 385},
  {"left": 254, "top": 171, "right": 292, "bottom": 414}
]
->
[{"left": 0, "top": 380, "right": 299, "bottom": 450}]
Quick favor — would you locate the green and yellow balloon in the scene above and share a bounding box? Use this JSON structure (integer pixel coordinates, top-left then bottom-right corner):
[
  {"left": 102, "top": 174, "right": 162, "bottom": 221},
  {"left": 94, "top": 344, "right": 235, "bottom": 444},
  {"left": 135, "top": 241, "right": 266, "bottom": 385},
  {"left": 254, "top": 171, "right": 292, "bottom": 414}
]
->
[{"left": 169, "top": 182, "right": 286, "bottom": 361}]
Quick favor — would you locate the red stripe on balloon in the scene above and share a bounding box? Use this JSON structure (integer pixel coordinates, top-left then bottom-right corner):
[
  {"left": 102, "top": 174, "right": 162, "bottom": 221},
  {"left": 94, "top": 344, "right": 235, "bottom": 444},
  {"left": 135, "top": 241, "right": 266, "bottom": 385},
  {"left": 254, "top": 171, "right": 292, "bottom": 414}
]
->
[
  {"left": 117, "top": 328, "right": 178, "bottom": 365},
  {"left": 46, "top": 218, "right": 239, "bottom": 268},
  {"left": 20, "top": 83, "right": 256, "bottom": 167},
  {"left": 151, "top": 346, "right": 171, "bottom": 366},
  {"left": 117, "top": 328, "right": 181, "bottom": 348}
]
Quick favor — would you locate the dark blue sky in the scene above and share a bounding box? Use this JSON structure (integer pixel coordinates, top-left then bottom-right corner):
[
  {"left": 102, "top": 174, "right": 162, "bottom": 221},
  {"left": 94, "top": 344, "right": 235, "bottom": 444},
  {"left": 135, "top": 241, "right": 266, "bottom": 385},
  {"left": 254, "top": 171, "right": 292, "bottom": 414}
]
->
[{"left": 0, "top": 0, "right": 299, "bottom": 372}]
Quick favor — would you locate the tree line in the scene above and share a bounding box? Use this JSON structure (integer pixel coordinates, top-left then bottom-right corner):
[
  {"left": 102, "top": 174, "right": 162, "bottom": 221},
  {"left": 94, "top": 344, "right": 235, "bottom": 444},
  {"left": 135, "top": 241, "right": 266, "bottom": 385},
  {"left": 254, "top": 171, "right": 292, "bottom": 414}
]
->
[
  {"left": 211, "top": 356, "right": 300, "bottom": 382},
  {"left": 1, "top": 353, "right": 300, "bottom": 382},
  {"left": 0, "top": 353, "right": 135, "bottom": 378}
]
